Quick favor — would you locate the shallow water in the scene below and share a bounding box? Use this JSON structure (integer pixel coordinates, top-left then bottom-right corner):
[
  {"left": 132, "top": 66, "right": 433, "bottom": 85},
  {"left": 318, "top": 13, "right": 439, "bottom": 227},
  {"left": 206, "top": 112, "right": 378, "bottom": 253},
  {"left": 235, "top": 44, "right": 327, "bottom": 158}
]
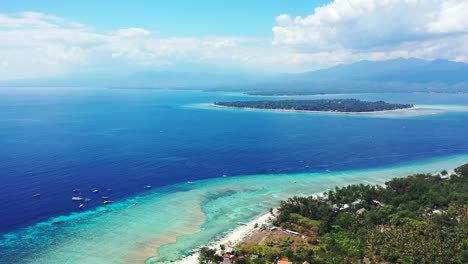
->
[{"left": 1, "top": 154, "right": 467, "bottom": 263}]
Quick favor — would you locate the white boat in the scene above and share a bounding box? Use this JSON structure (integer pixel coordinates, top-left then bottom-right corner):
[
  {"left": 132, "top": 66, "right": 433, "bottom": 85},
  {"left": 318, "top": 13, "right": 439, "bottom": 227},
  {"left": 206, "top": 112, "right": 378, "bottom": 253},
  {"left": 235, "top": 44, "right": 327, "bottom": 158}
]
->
[
  {"left": 103, "top": 200, "right": 114, "bottom": 204},
  {"left": 92, "top": 190, "right": 99, "bottom": 193},
  {"left": 79, "top": 204, "right": 84, "bottom": 209},
  {"left": 72, "top": 197, "right": 84, "bottom": 201},
  {"left": 144, "top": 185, "right": 152, "bottom": 189}
]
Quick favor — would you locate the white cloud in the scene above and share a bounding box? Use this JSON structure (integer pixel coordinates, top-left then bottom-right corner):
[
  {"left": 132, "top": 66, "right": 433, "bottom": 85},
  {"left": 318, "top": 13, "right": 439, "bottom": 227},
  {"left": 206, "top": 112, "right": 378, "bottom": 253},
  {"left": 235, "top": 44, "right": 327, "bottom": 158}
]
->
[
  {"left": 273, "top": 0, "right": 468, "bottom": 50},
  {"left": 1, "top": 2, "right": 468, "bottom": 80},
  {"left": 268, "top": 0, "right": 468, "bottom": 72},
  {"left": 427, "top": 1, "right": 468, "bottom": 33},
  {"left": 0, "top": 12, "right": 265, "bottom": 79}
]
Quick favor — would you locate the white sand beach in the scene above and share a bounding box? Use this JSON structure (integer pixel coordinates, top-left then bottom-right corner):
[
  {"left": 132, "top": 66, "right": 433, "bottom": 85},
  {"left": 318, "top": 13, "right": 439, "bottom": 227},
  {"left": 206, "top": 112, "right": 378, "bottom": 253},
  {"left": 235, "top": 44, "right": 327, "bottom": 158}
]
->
[{"left": 173, "top": 212, "right": 274, "bottom": 264}]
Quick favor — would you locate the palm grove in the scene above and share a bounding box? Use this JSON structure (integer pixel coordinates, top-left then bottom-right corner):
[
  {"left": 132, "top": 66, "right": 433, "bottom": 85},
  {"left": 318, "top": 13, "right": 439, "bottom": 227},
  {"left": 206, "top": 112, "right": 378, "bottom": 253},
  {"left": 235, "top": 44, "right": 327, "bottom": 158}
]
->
[{"left": 199, "top": 164, "right": 468, "bottom": 264}]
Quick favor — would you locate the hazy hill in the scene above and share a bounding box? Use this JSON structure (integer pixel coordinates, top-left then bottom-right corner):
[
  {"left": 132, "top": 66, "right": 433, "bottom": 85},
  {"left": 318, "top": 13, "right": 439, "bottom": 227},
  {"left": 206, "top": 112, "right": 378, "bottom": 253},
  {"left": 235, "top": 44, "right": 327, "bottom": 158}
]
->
[
  {"left": 301, "top": 58, "right": 468, "bottom": 83},
  {"left": 241, "top": 58, "right": 468, "bottom": 95},
  {"left": 1, "top": 58, "right": 467, "bottom": 95}
]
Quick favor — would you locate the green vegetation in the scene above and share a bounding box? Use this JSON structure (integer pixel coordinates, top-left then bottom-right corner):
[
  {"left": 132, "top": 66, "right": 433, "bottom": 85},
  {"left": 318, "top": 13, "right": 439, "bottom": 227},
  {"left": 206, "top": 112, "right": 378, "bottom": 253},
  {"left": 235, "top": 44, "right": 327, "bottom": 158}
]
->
[
  {"left": 198, "top": 247, "right": 222, "bottom": 264},
  {"left": 231, "top": 164, "right": 468, "bottom": 264},
  {"left": 214, "top": 99, "right": 413, "bottom": 113}
]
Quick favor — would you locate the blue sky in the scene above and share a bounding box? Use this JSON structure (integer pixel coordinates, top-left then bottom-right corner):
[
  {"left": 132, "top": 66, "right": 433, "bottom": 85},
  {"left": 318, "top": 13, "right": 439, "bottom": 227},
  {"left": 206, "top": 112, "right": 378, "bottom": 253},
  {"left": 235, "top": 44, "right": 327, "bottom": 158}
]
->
[
  {"left": 0, "top": 0, "right": 329, "bottom": 36},
  {"left": 0, "top": 0, "right": 467, "bottom": 80}
]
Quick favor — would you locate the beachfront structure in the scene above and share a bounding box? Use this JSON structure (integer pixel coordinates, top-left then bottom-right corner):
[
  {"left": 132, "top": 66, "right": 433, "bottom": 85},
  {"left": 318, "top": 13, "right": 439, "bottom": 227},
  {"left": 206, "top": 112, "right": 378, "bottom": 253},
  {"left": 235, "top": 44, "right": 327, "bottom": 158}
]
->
[
  {"left": 285, "top": 229, "right": 300, "bottom": 236},
  {"left": 261, "top": 224, "right": 278, "bottom": 231},
  {"left": 224, "top": 247, "right": 234, "bottom": 254},
  {"left": 278, "top": 257, "right": 293, "bottom": 264},
  {"left": 221, "top": 253, "right": 236, "bottom": 264},
  {"left": 440, "top": 175, "right": 450, "bottom": 180},
  {"left": 356, "top": 208, "right": 366, "bottom": 215},
  {"left": 373, "top": 200, "right": 385, "bottom": 207},
  {"left": 339, "top": 204, "right": 350, "bottom": 211},
  {"left": 318, "top": 195, "right": 329, "bottom": 201}
]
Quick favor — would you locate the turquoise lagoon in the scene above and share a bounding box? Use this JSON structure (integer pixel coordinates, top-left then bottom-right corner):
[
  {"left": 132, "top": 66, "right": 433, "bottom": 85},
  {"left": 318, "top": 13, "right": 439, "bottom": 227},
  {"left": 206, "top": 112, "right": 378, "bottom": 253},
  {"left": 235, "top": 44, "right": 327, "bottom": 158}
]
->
[{"left": 1, "top": 154, "right": 468, "bottom": 263}]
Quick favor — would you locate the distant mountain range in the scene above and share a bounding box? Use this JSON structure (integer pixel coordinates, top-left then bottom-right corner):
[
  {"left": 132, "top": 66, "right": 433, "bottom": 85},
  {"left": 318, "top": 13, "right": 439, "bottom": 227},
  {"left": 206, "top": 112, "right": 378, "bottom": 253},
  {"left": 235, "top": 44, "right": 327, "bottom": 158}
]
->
[
  {"left": 1, "top": 58, "right": 467, "bottom": 95},
  {"left": 299, "top": 58, "right": 468, "bottom": 83},
  {"left": 240, "top": 58, "right": 468, "bottom": 95}
]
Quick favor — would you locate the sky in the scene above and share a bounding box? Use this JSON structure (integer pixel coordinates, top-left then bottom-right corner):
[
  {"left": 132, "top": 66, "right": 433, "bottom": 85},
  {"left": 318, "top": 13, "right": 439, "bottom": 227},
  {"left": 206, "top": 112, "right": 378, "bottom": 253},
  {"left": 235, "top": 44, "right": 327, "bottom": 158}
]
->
[{"left": 0, "top": 0, "right": 468, "bottom": 80}]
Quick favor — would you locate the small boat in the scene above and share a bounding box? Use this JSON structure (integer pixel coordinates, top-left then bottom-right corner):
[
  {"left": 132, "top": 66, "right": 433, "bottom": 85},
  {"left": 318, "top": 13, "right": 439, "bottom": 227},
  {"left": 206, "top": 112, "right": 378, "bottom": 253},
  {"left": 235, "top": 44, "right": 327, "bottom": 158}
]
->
[
  {"left": 222, "top": 175, "right": 228, "bottom": 178},
  {"left": 92, "top": 190, "right": 99, "bottom": 193},
  {"left": 72, "top": 197, "right": 84, "bottom": 201},
  {"left": 32, "top": 193, "right": 41, "bottom": 198},
  {"left": 101, "top": 196, "right": 110, "bottom": 199},
  {"left": 103, "top": 200, "right": 114, "bottom": 204},
  {"left": 326, "top": 169, "right": 331, "bottom": 173},
  {"left": 84, "top": 198, "right": 92, "bottom": 202},
  {"left": 73, "top": 189, "right": 80, "bottom": 193},
  {"left": 144, "top": 185, "right": 152, "bottom": 189},
  {"left": 79, "top": 204, "right": 84, "bottom": 209}
]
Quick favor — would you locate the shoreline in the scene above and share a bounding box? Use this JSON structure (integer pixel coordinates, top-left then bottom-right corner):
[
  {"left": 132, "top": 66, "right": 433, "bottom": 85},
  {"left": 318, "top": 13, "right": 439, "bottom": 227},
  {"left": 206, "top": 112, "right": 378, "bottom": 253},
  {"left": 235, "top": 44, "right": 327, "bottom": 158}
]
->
[
  {"left": 210, "top": 103, "right": 419, "bottom": 115},
  {"left": 171, "top": 168, "right": 457, "bottom": 264},
  {"left": 2, "top": 154, "right": 467, "bottom": 264},
  {"left": 173, "top": 211, "right": 274, "bottom": 264}
]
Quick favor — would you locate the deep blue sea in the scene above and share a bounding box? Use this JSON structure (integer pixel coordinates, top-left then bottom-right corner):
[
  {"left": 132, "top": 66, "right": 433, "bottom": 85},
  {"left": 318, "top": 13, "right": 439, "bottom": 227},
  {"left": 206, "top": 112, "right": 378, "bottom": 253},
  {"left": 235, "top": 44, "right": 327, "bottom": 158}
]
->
[{"left": 1, "top": 87, "right": 468, "bottom": 237}]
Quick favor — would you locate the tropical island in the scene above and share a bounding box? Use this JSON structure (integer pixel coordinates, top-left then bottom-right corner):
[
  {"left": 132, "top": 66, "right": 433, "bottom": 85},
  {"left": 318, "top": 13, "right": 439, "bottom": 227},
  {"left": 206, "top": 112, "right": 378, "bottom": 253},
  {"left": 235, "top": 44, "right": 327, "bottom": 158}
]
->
[
  {"left": 214, "top": 99, "right": 414, "bottom": 113},
  {"left": 195, "top": 164, "right": 468, "bottom": 264}
]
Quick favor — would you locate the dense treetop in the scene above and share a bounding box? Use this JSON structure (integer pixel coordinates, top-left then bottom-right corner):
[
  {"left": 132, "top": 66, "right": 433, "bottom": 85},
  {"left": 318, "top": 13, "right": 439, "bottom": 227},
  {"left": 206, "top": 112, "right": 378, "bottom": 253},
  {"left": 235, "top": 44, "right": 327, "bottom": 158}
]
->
[
  {"left": 202, "top": 164, "right": 468, "bottom": 264},
  {"left": 214, "top": 99, "right": 413, "bottom": 113}
]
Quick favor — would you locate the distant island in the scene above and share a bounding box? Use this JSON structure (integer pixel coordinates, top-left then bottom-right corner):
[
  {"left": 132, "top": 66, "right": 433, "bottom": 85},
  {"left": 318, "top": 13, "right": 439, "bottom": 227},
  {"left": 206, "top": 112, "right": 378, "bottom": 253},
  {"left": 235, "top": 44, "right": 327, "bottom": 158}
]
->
[{"left": 214, "top": 99, "right": 414, "bottom": 113}]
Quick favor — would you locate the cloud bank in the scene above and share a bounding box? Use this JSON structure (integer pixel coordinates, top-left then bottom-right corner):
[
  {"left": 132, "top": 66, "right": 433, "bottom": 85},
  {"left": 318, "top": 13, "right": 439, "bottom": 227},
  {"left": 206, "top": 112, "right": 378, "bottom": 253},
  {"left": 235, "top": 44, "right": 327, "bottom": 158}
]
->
[
  {"left": 1, "top": 1, "right": 468, "bottom": 79},
  {"left": 0, "top": 12, "right": 271, "bottom": 79},
  {"left": 273, "top": 0, "right": 468, "bottom": 62}
]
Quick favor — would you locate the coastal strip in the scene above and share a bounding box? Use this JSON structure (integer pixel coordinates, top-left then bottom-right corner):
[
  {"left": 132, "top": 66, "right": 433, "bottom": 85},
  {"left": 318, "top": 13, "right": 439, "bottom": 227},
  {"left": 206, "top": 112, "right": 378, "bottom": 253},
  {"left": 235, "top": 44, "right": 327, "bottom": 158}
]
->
[
  {"left": 173, "top": 212, "right": 274, "bottom": 264},
  {"left": 2, "top": 155, "right": 468, "bottom": 264},
  {"left": 210, "top": 103, "right": 419, "bottom": 115},
  {"left": 204, "top": 103, "right": 468, "bottom": 118}
]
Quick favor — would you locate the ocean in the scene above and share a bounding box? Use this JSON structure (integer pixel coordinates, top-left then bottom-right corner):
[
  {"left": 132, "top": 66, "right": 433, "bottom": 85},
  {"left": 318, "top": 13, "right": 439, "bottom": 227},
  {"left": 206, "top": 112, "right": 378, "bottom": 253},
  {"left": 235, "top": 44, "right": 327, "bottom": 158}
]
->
[{"left": 1, "top": 88, "right": 468, "bottom": 263}]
